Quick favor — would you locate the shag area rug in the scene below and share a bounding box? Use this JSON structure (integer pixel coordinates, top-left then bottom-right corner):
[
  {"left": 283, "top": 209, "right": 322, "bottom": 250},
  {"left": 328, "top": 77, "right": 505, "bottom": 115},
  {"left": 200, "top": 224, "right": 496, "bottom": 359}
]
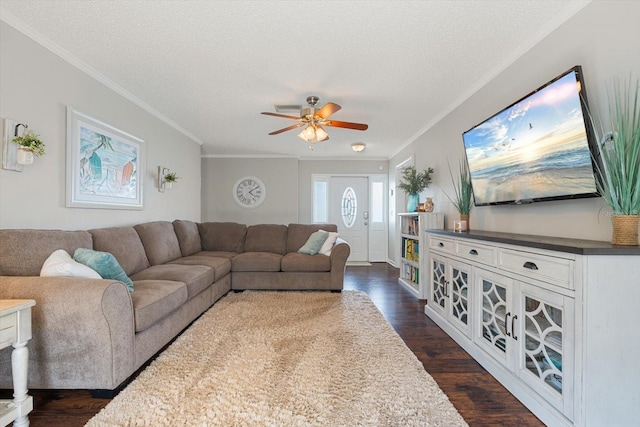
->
[{"left": 86, "top": 291, "right": 467, "bottom": 426}]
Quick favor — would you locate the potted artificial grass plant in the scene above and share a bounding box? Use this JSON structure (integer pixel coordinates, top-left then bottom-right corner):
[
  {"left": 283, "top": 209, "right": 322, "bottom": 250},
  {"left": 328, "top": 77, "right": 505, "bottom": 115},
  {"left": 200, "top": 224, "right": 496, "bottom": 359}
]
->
[
  {"left": 446, "top": 159, "right": 473, "bottom": 230},
  {"left": 593, "top": 78, "right": 640, "bottom": 245}
]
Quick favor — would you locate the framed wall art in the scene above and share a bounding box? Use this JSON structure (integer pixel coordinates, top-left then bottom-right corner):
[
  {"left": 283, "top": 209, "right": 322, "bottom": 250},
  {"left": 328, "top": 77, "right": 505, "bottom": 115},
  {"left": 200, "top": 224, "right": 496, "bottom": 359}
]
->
[{"left": 66, "top": 106, "right": 145, "bottom": 209}]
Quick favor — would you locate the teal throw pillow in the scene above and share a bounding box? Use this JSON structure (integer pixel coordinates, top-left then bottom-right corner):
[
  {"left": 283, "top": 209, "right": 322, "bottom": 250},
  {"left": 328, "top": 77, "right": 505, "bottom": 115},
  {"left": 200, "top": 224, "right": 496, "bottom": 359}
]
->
[
  {"left": 73, "top": 248, "right": 134, "bottom": 292},
  {"left": 298, "top": 231, "right": 329, "bottom": 255}
]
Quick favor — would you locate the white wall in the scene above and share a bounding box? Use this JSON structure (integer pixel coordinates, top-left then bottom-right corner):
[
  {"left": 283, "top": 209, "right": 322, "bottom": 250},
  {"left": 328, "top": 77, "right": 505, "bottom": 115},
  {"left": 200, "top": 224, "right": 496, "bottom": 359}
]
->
[
  {"left": 200, "top": 158, "right": 389, "bottom": 226},
  {"left": 297, "top": 159, "right": 389, "bottom": 223},
  {"left": 388, "top": 0, "right": 640, "bottom": 261},
  {"left": 201, "top": 157, "right": 298, "bottom": 225},
  {"left": 0, "top": 22, "right": 202, "bottom": 229}
]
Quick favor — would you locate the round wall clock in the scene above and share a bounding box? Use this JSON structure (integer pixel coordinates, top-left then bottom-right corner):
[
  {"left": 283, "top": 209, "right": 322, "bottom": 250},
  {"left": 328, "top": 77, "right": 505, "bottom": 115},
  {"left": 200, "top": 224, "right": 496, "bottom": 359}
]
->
[{"left": 233, "top": 176, "right": 266, "bottom": 208}]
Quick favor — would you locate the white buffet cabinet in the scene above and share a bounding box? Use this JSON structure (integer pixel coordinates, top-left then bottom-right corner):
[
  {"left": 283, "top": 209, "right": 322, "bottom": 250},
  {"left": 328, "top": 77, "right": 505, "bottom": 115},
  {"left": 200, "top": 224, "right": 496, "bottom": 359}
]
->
[{"left": 425, "top": 230, "right": 640, "bottom": 427}]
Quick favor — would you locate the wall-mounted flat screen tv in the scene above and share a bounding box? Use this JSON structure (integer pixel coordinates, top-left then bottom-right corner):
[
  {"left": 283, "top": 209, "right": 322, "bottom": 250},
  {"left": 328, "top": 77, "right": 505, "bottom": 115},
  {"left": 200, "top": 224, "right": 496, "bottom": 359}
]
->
[{"left": 462, "top": 66, "right": 600, "bottom": 206}]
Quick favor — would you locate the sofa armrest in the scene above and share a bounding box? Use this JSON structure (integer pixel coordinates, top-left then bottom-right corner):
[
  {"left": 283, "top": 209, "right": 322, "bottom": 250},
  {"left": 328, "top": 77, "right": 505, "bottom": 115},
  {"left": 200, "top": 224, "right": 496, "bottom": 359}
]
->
[
  {"left": 0, "top": 276, "right": 135, "bottom": 390},
  {"left": 330, "top": 238, "right": 350, "bottom": 289}
]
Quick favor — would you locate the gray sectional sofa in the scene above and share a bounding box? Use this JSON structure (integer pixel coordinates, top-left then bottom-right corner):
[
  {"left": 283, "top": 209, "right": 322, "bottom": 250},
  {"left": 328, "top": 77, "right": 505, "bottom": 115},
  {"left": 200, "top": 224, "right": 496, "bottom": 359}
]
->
[{"left": 0, "top": 220, "right": 350, "bottom": 392}]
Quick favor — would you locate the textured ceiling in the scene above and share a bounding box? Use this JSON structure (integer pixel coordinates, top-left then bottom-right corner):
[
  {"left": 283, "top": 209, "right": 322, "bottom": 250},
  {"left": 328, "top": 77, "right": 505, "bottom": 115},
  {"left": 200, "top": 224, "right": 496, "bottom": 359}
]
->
[{"left": 0, "top": 0, "right": 590, "bottom": 159}]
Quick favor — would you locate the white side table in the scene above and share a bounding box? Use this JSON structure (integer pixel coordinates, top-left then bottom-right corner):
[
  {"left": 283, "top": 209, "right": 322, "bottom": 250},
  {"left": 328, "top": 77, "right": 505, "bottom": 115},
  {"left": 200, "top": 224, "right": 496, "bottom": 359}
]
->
[{"left": 0, "top": 300, "right": 35, "bottom": 427}]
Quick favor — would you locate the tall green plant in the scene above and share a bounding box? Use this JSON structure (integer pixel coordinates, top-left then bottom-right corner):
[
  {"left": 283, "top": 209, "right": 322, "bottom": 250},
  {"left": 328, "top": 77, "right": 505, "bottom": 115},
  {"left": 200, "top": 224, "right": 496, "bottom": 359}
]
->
[
  {"left": 398, "top": 166, "right": 434, "bottom": 195},
  {"left": 446, "top": 159, "right": 473, "bottom": 215},
  {"left": 593, "top": 79, "right": 640, "bottom": 215}
]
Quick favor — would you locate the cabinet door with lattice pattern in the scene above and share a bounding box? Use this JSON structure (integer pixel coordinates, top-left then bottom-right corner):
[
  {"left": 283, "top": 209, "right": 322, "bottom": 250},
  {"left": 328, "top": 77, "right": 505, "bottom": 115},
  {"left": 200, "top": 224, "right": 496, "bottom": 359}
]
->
[
  {"left": 447, "top": 259, "right": 472, "bottom": 337},
  {"left": 428, "top": 254, "right": 447, "bottom": 317},
  {"left": 474, "top": 268, "right": 515, "bottom": 369},
  {"left": 515, "top": 282, "right": 574, "bottom": 417}
]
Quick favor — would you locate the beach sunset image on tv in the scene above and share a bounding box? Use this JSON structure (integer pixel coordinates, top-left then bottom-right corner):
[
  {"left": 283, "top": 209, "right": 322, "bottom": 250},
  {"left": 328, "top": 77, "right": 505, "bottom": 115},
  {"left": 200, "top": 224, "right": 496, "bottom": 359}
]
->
[{"left": 462, "top": 69, "right": 598, "bottom": 206}]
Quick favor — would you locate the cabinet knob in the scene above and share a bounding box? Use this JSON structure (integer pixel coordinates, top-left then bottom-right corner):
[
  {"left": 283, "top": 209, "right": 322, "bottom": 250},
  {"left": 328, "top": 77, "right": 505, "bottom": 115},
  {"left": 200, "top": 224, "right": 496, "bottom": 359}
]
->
[
  {"left": 523, "top": 261, "right": 538, "bottom": 270},
  {"left": 438, "top": 242, "right": 444, "bottom": 247},
  {"left": 469, "top": 249, "right": 478, "bottom": 255}
]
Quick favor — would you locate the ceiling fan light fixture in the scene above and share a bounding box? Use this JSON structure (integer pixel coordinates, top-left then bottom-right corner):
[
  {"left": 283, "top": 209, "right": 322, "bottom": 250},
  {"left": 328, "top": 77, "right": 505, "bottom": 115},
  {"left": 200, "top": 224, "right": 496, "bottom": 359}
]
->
[
  {"left": 264, "top": 96, "right": 367, "bottom": 144},
  {"left": 298, "top": 124, "right": 329, "bottom": 143},
  {"left": 303, "top": 125, "right": 316, "bottom": 140},
  {"left": 351, "top": 142, "right": 366, "bottom": 152},
  {"left": 315, "top": 125, "right": 329, "bottom": 141}
]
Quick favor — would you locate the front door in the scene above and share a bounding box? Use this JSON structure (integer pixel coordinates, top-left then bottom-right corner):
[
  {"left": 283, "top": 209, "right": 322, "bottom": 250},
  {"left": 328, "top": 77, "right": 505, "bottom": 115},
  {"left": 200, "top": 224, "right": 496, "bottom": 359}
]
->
[{"left": 329, "top": 177, "right": 369, "bottom": 262}]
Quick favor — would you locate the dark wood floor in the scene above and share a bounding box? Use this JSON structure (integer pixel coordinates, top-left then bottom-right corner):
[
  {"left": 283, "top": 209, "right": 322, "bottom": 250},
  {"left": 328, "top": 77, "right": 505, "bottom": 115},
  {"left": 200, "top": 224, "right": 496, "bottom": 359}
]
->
[{"left": 2, "top": 263, "right": 544, "bottom": 426}]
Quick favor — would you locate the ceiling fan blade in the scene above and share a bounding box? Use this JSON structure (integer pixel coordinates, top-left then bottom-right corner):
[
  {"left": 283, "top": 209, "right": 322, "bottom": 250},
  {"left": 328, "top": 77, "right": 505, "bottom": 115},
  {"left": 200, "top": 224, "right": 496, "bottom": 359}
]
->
[
  {"left": 261, "top": 112, "right": 301, "bottom": 120},
  {"left": 268, "top": 123, "right": 305, "bottom": 135},
  {"left": 324, "top": 120, "right": 368, "bottom": 131},
  {"left": 314, "top": 102, "right": 341, "bottom": 119}
]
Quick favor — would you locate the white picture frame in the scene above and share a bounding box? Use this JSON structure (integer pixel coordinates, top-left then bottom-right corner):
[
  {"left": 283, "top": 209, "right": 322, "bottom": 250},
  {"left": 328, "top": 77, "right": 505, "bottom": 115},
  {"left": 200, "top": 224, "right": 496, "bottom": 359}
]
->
[{"left": 66, "top": 106, "right": 145, "bottom": 209}]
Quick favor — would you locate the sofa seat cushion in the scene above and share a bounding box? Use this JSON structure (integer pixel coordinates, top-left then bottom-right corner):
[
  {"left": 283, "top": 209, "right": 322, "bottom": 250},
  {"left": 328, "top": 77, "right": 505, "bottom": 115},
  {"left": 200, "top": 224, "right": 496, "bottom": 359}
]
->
[
  {"left": 134, "top": 221, "right": 182, "bottom": 266},
  {"left": 170, "top": 256, "right": 231, "bottom": 282},
  {"left": 131, "top": 280, "right": 188, "bottom": 332},
  {"left": 129, "top": 264, "right": 214, "bottom": 300},
  {"left": 197, "top": 250, "right": 239, "bottom": 260},
  {"left": 281, "top": 253, "right": 331, "bottom": 272},
  {"left": 232, "top": 252, "right": 283, "bottom": 272}
]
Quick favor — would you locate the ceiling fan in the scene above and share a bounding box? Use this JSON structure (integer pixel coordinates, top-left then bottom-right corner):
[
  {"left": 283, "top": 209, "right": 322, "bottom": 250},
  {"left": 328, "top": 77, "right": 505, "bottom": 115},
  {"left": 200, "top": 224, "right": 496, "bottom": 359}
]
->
[{"left": 261, "top": 96, "right": 368, "bottom": 144}]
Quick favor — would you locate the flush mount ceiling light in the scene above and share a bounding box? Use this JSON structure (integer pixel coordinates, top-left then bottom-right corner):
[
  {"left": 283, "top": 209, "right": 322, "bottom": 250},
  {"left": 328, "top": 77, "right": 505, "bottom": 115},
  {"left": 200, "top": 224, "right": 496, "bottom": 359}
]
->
[
  {"left": 351, "top": 142, "right": 366, "bottom": 152},
  {"left": 262, "top": 96, "right": 368, "bottom": 146}
]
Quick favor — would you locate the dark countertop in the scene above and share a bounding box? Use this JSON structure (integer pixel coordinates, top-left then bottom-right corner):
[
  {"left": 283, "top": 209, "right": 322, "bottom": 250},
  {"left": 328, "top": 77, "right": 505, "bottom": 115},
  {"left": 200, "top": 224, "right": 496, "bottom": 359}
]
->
[{"left": 426, "top": 229, "right": 640, "bottom": 256}]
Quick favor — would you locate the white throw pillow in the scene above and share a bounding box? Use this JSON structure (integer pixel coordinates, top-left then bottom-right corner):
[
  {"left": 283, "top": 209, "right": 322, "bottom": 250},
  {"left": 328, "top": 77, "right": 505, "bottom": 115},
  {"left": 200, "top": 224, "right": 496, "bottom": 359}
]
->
[
  {"left": 318, "top": 230, "right": 339, "bottom": 256},
  {"left": 40, "top": 249, "right": 102, "bottom": 279}
]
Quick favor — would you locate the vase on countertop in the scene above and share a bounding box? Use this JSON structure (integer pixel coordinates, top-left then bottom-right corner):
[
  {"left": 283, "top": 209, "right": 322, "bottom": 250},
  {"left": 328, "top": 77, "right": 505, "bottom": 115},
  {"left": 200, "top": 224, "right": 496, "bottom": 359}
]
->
[
  {"left": 611, "top": 214, "right": 639, "bottom": 246},
  {"left": 407, "top": 193, "right": 419, "bottom": 213},
  {"left": 460, "top": 214, "right": 470, "bottom": 231},
  {"left": 424, "top": 197, "right": 434, "bottom": 212}
]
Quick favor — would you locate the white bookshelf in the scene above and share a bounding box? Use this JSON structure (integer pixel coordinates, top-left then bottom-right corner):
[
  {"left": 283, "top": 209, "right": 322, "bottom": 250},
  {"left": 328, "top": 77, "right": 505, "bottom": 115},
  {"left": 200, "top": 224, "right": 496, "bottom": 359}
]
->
[{"left": 398, "top": 212, "right": 444, "bottom": 298}]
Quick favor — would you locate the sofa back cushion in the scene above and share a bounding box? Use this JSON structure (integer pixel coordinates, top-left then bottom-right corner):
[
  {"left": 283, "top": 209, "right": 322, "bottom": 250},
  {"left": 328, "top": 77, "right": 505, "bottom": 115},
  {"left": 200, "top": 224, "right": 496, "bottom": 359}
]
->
[
  {"left": 172, "top": 220, "right": 202, "bottom": 256},
  {"left": 89, "top": 226, "right": 150, "bottom": 276},
  {"left": 0, "top": 229, "right": 93, "bottom": 276},
  {"left": 244, "top": 224, "right": 288, "bottom": 254},
  {"left": 134, "top": 221, "right": 182, "bottom": 266},
  {"left": 286, "top": 224, "right": 338, "bottom": 253},
  {"left": 198, "top": 222, "right": 247, "bottom": 253}
]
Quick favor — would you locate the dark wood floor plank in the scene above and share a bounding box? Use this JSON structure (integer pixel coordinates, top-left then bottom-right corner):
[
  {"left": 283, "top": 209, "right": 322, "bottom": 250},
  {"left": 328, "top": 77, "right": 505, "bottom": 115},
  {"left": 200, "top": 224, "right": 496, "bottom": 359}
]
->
[{"left": 1, "top": 262, "right": 543, "bottom": 426}]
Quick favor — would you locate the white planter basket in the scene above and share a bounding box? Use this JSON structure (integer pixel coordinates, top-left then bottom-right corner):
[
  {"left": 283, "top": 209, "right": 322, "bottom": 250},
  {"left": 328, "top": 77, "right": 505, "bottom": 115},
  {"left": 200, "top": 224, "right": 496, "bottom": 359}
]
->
[{"left": 16, "top": 148, "right": 34, "bottom": 165}]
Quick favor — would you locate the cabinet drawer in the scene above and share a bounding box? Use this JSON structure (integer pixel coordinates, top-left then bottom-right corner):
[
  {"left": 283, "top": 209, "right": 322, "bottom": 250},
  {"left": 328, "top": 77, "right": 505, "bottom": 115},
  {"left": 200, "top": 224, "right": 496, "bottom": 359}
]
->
[
  {"left": 498, "top": 248, "right": 574, "bottom": 289},
  {"left": 429, "top": 236, "right": 455, "bottom": 254},
  {"left": 456, "top": 241, "right": 497, "bottom": 266},
  {"left": 0, "top": 314, "right": 17, "bottom": 348}
]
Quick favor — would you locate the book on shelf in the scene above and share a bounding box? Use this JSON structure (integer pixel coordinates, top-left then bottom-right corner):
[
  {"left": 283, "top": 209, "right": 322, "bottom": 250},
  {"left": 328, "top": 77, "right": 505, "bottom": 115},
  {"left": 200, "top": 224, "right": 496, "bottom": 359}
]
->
[
  {"left": 402, "top": 238, "right": 420, "bottom": 262},
  {"left": 402, "top": 263, "right": 419, "bottom": 283},
  {"left": 401, "top": 216, "right": 420, "bottom": 236}
]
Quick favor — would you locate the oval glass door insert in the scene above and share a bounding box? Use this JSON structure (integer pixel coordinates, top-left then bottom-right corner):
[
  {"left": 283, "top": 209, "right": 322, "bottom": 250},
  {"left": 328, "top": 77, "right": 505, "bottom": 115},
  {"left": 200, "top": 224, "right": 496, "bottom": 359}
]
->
[{"left": 342, "top": 187, "right": 357, "bottom": 228}]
